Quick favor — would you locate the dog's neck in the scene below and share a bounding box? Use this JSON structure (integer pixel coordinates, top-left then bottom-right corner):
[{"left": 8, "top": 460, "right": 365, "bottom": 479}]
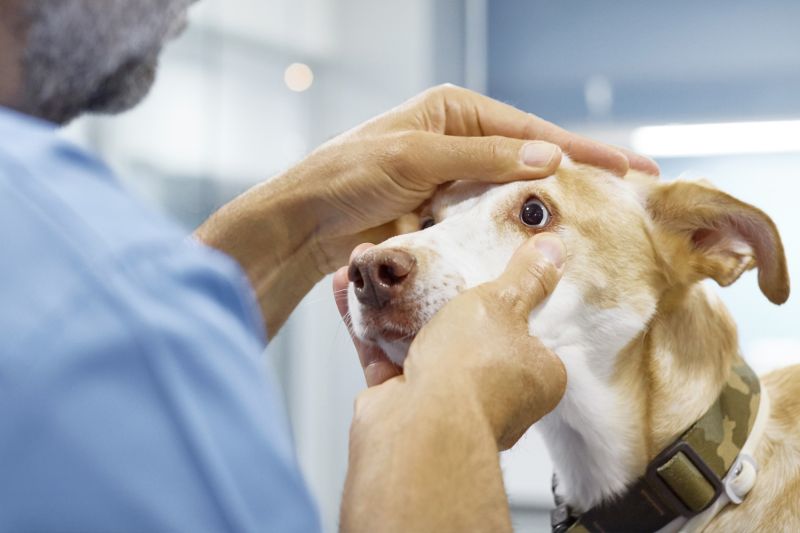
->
[{"left": 533, "top": 282, "right": 738, "bottom": 512}]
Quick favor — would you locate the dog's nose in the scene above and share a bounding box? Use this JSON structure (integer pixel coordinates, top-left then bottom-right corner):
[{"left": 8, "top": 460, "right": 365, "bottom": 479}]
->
[{"left": 348, "top": 248, "right": 416, "bottom": 309}]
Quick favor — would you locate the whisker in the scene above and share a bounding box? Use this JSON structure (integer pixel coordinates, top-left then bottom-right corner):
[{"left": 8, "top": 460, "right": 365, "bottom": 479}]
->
[{"left": 341, "top": 312, "right": 354, "bottom": 328}]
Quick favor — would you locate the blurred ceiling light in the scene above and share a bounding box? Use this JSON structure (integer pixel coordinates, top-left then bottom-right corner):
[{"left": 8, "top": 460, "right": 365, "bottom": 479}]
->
[
  {"left": 584, "top": 75, "right": 613, "bottom": 118},
  {"left": 631, "top": 120, "right": 800, "bottom": 157},
  {"left": 284, "top": 63, "right": 314, "bottom": 92}
]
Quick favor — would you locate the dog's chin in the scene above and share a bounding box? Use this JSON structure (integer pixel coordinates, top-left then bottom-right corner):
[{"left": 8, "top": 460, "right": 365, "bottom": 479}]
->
[
  {"left": 375, "top": 337, "right": 413, "bottom": 367},
  {"left": 353, "top": 308, "right": 420, "bottom": 367}
]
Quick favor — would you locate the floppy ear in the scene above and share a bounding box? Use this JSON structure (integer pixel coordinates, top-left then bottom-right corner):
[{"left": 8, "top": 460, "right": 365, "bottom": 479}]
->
[{"left": 647, "top": 180, "right": 790, "bottom": 304}]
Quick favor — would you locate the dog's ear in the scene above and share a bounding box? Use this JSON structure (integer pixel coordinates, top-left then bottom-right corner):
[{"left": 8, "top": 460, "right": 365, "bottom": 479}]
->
[{"left": 646, "top": 180, "right": 790, "bottom": 304}]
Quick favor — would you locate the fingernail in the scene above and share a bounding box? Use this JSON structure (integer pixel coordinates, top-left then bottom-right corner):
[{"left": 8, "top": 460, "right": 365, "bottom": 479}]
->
[
  {"left": 520, "top": 142, "right": 560, "bottom": 168},
  {"left": 534, "top": 234, "right": 566, "bottom": 269}
]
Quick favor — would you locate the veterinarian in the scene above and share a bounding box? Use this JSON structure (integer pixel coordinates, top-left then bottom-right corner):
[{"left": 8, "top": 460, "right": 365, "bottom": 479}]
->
[{"left": 0, "top": 2, "right": 659, "bottom": 532}]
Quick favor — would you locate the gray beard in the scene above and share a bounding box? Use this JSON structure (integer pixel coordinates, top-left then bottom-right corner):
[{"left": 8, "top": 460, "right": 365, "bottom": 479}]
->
[{"left": 20, "top": 0, "right": 193, "bottom": 124}]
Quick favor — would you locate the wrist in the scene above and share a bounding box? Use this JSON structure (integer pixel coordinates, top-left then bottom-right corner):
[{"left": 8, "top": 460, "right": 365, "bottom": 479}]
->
[
  {"left": 344, "top": 375, "right": 512, "bottom": 532},
  {"left": 195, "top": 174, "right": 323, "bottom": 334},
  {"left": 352, "top": 372, "right": 495, "bottom": 449}
]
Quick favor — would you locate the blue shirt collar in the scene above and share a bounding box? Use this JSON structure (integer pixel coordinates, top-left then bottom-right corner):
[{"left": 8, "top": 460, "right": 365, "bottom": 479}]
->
[
  {"left": 0, "top": 105, "right": 115, "bottom": 185},
  {"left": 0, "top": 105, "right": 59, "bottom": 135}
]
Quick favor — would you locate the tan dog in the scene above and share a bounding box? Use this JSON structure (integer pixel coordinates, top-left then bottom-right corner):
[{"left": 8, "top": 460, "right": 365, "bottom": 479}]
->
[{"left": 347, "top": 160, "right": 798, "bottom": 531}]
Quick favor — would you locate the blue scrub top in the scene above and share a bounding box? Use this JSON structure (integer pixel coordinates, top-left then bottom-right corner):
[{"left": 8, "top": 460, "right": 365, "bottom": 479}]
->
[{"left": 0, "top": 107, "right": 321, "bottom": 532}]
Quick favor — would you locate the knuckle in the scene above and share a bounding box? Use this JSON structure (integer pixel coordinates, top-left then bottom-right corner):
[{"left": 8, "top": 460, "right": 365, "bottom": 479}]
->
[
  {"left": 421, "top": 83, "right": 472, "bottom": 107},
  {"left": 485, "top": 136, "right": 513, "bottom": 163},
  {"left": 485, "top": 137, "right": 503, "bottom": 161},
  {"left": 473, "top": 136, "right": 517, "bottom": 178},
  {"left": 380, "top": 131, "right": 424, "bottom": 171},
  {"left": 480, "top": 282, "right": 519, "bottom": 315},
  {"left": 490, "top": 261, "right": 558, "bottom": 318},
  {"left": 525, "top": 261, "right": 557, "bottom": 297},
  {"left": 428, "top": 82, "right": 460, "bottom": 98},
  {"left": 510, "top": 286, "right": 538, "bottom": 317}
]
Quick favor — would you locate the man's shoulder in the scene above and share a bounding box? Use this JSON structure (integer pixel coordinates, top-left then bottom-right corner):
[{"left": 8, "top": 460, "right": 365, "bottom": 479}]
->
[
  {"left": 0, "top": 123, "right": 262, "bottom": 356},
  {"left": 0, "top": 125, "right": 187, "bottom": 257}
]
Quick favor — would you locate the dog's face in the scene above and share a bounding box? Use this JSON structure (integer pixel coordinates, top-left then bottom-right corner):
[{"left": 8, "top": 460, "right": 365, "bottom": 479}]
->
[
  {"left": 347, "top": 162, "right": 789, "bottom": 370},
  {"left": 347, "top": 163, "right": 662, "bottom": 366},
  {"left": 347, "top": 160, "right": 790, "bottom": 513}
]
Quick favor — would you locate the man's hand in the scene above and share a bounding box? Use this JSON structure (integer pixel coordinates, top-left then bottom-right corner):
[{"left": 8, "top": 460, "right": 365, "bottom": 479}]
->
[
  {"left": 197, "top": 84, "right": 657, "bottom": 335},
  {"left": 339, "top": 234, "right": 567, "bottom": 532},
  {"left": 300, "top": 84, "right": 658, "bottom": 273}
]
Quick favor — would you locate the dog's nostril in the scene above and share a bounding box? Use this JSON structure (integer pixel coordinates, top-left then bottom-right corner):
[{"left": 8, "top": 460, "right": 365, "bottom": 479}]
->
[
  {"left": 376, "top": 250, "right": 415, "bottom": 287},
  {"left": 348, "top": 262, "right": 365, "bottom": 290},
  {"left": 378, "top": 264, "right": 405, "bottom": 286},
  {"left": 353, "top": 270, "right": 365, "bottom": 290}
]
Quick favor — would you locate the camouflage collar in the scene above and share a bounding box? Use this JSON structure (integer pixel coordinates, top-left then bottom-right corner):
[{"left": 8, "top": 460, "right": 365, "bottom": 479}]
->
[{"left": 552, "top": 361, "right": 762, "bottom": 533}]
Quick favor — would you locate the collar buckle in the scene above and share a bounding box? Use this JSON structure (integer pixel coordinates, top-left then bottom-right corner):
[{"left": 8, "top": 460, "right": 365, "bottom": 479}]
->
[
  {"left": 645, "top": 440, "right": 724, "bottom": 517},
  {"left": 550, "top": 503, "right": 576, "bottom": 533}
]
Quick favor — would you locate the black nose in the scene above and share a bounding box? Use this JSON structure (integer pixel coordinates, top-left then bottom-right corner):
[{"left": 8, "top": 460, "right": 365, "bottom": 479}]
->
[{"left": 348, "top": 248, "right": 417, "bottom": 309}]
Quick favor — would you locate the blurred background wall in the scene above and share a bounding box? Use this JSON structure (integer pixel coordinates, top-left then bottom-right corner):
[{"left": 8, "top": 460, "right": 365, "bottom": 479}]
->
[{"left": 63, "top": 1, "right": 800, "bottom": 531}]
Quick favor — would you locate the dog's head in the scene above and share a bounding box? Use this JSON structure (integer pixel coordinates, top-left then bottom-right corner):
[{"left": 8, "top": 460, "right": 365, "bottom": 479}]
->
[{"left": 347, "top": 161, "right": 790, "bottom": 368}]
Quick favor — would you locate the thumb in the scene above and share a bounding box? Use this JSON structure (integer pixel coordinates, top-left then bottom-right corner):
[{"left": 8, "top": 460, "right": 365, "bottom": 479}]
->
[
  {"left": 488, "top": 233, "right": 566, "bottom": 319},
  {"left": 399, "top": 132, "right": 562, "bottom": 186}
]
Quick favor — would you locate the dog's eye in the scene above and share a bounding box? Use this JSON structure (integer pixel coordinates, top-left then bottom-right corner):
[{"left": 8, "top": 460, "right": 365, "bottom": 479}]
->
[
  {"left": 520, "top": 198, "right": 550, "bottom": 228},
  {"left": 420, "top": 218, "right": 435, "bottom": 230}
]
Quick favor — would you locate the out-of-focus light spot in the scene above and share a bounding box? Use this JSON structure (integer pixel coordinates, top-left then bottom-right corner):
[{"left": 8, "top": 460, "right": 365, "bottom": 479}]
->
[
  {"left": 284, "top": 63, "right": 314, "bottom": 92},
  {"left": 631, "top": 120, "right": 800, "bottom": 158},
  {"left": 584, "top": 75, "right": 613, "bottom": 118}
]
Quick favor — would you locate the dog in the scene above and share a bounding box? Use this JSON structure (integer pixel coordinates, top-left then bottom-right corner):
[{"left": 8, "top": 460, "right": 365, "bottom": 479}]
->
[{"left": 346, "top": 159, "right": 798, "bottom": 532}]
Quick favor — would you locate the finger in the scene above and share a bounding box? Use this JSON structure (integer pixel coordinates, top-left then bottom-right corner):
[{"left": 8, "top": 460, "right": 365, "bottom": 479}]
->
[
  {"left": 488, "top": 233, "right": 566, "bottom": 318},
  {"left": 363, "top": 358, "right": 402, "bottom": 388},
  {"left": 333, "top": 263, "right": 400, "bottom": 387},
  {"left": 396, "top": 133, "right": 562, "bottom": 187},
  {"left": 613, "top": 145, "right": 660, "bottom": 176},
  {"left": 420, "top": 85, "right": 629, "bottom": 176},
  {"left": 332, "top": 265, "right": 354, "bottom": 320}
]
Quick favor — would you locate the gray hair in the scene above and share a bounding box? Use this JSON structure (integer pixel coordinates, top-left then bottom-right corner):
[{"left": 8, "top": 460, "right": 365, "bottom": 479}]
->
[{"left": 20, "top": 0, "right": 193, "bottom": 124}]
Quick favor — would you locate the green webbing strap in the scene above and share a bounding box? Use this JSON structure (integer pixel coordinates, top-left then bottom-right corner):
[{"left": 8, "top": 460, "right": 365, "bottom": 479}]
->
[{"left": 553, "top": 362, "right": 760, "bottom": 533}]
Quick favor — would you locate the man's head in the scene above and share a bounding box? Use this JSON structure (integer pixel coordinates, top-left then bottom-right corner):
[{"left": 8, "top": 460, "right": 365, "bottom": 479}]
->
[{"left": 1, "top": 0, "right": 194, "bottom": 124}]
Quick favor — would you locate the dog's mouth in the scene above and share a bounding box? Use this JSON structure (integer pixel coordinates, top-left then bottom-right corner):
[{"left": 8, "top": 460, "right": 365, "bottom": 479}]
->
[
  {"left": 374, "top": 325, "right": 416, "bottom": 343},
  {"left": 353, "top": 306, "right": 426, "bottom": 366},
  {"left": 359, "top": 317, "right": 418, "bottom": 344},
  {"left": 347, "top": 244, "right": 463, "bottom": 366}
]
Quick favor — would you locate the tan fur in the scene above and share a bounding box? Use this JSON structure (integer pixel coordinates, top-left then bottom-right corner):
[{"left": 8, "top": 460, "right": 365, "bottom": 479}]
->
[
  {"left": 612, "top": 170, "right": 797, "bottom": 530},
  {"left": 517, "top": 166, "right": 796, "bottom": 525},
  {"left": 352, "top": 162, "right": 797, "bottom": 527},
  {"left": 446, "top": 166, "right": 796, "bottom": 523}
]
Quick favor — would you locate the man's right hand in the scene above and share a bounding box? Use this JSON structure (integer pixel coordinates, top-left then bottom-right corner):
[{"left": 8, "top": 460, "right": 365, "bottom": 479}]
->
[
  {"left": 338, "top": 234, "right": 567, "bottom": 532},
  {"left": 404, "top": 233, "right": 567, "bottom": 449},
  {"left": 336, "top": 233, "right": 567, "bottom": 450}
]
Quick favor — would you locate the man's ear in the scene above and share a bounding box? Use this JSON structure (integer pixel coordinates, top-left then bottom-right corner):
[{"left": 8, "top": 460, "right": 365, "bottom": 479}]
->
[{"left": 647, "top": 180, "right": 790, "bottom": 304}]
